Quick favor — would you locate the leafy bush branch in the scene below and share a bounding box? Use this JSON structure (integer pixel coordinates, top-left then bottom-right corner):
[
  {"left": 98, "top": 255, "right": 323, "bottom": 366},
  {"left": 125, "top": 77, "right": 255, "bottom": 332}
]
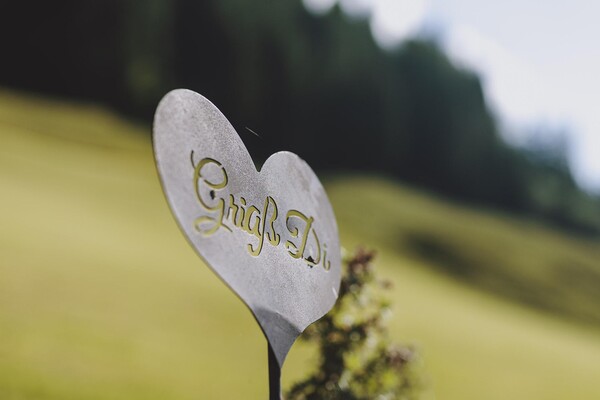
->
[{"left": 286, "top": 248, "right": 425, "bottom": 400}]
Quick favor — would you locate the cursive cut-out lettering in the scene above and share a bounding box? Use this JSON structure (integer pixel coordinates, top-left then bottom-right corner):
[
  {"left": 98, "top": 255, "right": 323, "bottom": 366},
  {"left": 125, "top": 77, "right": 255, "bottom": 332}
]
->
[{"left": 192, "top": 152, "right": 330, "bottom": 270}]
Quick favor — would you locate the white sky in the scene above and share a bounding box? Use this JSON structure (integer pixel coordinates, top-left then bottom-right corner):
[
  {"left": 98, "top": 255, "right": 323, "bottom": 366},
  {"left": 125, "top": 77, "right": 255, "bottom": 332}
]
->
[{"left": 303, "top": 0, "right": 600, "bottom": 193}]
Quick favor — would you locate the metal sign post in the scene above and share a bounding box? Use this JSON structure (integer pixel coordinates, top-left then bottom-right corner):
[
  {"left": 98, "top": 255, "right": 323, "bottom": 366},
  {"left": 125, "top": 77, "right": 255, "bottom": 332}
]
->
[
  {"left": 268, "top": 343, "right": 281, "bottom": 400},
  {"left": 152, "top": 89, "right": 341, "bottom": 397}
]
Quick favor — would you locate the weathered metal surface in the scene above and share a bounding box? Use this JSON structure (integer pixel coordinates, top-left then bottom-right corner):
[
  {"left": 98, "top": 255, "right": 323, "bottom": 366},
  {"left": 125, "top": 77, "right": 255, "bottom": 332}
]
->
[{"left": 152, "top": 89, "right": 341, "bottom": 374}]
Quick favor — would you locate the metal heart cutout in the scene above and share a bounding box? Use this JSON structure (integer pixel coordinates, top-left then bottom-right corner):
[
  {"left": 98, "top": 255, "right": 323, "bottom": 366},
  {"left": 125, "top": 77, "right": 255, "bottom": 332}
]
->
[{"left": 153, "top": 89, "right": 341, "bottom": 368}]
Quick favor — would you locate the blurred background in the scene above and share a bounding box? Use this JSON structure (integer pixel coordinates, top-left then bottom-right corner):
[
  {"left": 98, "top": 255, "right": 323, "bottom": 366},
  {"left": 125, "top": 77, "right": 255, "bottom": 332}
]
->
[{"left": 1, "top": 0, "right": 599, "bottom": 399}]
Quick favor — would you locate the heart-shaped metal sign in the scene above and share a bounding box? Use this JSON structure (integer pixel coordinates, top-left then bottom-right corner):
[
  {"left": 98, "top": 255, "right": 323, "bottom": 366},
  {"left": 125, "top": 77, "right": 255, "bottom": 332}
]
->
[{"left": 153, "top": 89, "right": 341, "bottom": 375}]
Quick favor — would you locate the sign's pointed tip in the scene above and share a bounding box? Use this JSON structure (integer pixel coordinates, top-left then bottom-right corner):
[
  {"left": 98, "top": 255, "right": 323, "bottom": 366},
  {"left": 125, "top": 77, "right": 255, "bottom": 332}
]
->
[{"left": 254, "top": 307, "right": 301, "bottom": 368}]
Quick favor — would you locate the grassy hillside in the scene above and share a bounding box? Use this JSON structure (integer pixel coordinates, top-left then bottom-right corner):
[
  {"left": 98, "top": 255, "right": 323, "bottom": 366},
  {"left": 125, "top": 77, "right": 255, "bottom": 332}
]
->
[
  {"left": 1, "top": 89, "right": 599, "bottom": 399},
  {"left": 328, "top": 175, "right": 600, "bottom": 326}
]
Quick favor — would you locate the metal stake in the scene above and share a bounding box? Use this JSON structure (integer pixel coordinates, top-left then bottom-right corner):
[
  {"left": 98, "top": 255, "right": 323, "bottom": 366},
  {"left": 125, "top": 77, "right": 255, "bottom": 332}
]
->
[{"left": 268, "top": 343, "right": 281, "bottom": 400}]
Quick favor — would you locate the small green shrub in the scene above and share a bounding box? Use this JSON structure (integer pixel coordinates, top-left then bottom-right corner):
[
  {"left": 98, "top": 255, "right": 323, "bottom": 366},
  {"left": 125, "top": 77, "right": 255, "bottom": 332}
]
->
[{"left": 286, "top": 248, "right": 425, "bottom": 400}]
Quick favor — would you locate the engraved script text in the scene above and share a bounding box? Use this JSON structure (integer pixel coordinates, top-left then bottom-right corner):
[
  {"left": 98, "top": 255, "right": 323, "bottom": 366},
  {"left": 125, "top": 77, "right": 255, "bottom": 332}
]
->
[{"left": 191, "top": 153, "right": 330, "bottom": 270}]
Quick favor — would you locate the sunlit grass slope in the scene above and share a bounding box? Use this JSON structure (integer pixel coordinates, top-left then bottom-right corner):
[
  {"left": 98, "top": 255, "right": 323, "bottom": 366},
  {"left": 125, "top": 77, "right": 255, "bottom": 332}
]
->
[
  {"left": 328, "top": 175, "right": 600, "bottom": 326},
  {"left": 1, "top": 90, "right": 599, "bottom": 399},
  {"left": 328, "top": 180, "right": 600, "bottom": 399}
]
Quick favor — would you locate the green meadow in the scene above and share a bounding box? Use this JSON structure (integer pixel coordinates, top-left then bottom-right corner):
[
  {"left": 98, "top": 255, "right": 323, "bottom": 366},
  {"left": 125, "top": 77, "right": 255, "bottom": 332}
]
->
[{"left": 1, "top": 89, "right": 599, "bottom": 399}]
